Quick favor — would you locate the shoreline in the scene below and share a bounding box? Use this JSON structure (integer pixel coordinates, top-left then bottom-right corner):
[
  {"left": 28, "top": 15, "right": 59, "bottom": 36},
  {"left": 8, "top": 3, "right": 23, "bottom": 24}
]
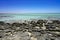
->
[
  {"left": 0, "top": 19, "right": 60, "bottom": 23},
  {"left": 0, "top": 19, "right": 60, "bottom": 40}
]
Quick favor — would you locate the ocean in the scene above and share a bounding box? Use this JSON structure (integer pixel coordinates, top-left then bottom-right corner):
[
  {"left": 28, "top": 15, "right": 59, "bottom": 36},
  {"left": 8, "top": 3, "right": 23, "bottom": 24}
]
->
[{"left": 0, "top": 13, "right": 60, "bottom": 21}]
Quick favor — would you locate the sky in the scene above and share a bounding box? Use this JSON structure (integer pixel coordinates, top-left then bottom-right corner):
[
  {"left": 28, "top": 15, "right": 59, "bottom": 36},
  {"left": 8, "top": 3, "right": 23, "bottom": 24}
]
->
[{"left": 0, "top": 0, "right": 60, "bottom": 13}]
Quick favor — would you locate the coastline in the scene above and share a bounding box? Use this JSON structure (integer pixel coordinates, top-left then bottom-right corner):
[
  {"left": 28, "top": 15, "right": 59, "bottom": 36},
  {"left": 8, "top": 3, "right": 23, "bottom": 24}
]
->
[
  {"left": 0, "top": 13, "right": 60, "bottom": 40},
  {"left": 0, "top": 19, "right": 60, "bottom": 40}
]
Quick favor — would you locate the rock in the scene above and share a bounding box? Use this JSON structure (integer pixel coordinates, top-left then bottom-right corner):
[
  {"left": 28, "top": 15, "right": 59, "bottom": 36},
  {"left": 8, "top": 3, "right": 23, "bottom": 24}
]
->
[
  {"left": 0, "top": 20, "right": 60, "bottom": 40},
  {"left": 16, "top": 27, "right": 20, "bottom": 31},
  {"left": 31, "top": 37, "right": 37, "bottom": 40},
  {"left": 0, "top": 21, "right": 5, "bottom": 25},
  {"left": 0, "top": 30, "right": 5, "bottom": 38},
  {"left": 35, "top": 26, "right": 40, "bottom": 29},
  {"left": 0, "top": 24, "right": 10, "bottom": 30},
  {"left": 0, "top": 26, "right": 5, "bottom": 30}
]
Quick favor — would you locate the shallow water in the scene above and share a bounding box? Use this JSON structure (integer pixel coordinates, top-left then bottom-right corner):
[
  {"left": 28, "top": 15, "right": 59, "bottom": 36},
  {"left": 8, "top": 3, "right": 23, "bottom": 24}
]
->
[{"left": 0, "top": 13, "right": 60, "bottom": 21}]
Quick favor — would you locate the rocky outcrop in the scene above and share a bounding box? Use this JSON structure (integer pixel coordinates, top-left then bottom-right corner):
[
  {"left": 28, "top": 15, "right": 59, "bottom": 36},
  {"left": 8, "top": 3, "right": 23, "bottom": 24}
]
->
[{"left": 0, "top": 20, "right": 60, "bottom": 40}]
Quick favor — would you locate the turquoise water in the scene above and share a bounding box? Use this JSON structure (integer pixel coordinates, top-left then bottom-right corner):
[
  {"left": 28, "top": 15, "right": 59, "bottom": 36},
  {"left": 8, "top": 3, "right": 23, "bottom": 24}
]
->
[{"left": 0, "top": 13, "right": 60, "bottom": 21}]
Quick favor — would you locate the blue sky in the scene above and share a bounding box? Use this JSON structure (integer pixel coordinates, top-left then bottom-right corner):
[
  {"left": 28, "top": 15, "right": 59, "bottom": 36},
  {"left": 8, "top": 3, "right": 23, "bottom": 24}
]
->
[{"left": 0, "top": 0, "right": 60, "bottom": 13}]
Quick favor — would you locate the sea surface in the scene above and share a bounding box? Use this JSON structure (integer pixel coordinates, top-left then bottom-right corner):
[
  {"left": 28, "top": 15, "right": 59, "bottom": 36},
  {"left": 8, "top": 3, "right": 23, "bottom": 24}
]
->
[{"left": 0, "top": 13, "right": 60, "bottom": 21}]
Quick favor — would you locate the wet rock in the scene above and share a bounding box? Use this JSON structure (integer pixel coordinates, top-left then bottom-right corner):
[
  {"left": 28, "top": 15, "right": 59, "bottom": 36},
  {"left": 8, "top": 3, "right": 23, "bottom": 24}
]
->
[
  {"left": 37, "top": 20, "right": 44, "bottom": 24},
  {"left": 53, "top": 20, "right": 60, "bottom": 24},
  {"left": 12, "top": 23, "right": 20, "bottom": 27},
  {"left": 0, "top": 21, "right": 5, "bottom": 25}
]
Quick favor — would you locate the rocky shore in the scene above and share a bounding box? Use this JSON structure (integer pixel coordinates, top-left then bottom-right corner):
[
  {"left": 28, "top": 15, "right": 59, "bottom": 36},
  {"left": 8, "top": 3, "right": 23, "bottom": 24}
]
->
[{"left": 0, "top": 20, "right": 60, "bottom": 40}]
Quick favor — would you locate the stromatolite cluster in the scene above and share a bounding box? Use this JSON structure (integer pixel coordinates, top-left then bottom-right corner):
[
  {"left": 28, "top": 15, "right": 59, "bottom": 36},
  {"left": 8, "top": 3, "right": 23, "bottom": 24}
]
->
[{"left": 0, "top": 20, "right": 60, "bottom": 40}]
